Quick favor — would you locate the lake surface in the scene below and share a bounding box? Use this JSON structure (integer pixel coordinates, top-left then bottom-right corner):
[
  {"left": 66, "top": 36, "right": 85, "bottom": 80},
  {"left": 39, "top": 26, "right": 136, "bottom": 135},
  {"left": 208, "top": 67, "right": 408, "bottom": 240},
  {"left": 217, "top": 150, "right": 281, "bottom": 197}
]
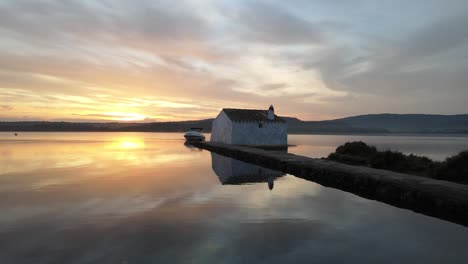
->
[{"left": 1, "top": 132, "right": 468, "bottom": 263}]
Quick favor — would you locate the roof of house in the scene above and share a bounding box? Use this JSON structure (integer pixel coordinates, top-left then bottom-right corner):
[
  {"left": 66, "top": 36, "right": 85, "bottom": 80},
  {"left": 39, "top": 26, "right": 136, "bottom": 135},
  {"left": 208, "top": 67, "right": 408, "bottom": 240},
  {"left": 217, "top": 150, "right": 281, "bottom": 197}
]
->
[{"left": 222, "top": 108, "right": 286, "bottom": 123}]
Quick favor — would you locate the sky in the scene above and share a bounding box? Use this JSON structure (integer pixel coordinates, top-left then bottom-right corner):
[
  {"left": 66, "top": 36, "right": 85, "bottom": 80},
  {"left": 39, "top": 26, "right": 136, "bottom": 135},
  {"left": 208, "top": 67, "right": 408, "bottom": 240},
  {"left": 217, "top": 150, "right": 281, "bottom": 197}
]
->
[{"left": 0, "top": 0, "right": 467, "bottom": 122}]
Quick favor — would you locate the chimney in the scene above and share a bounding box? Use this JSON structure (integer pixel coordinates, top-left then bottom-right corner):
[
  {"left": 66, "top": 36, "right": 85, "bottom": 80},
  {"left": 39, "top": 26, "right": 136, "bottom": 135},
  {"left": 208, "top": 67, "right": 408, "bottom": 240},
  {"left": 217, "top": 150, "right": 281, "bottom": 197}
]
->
[{"left": 267, "top": 105, "right": 274, "bottom": 120}]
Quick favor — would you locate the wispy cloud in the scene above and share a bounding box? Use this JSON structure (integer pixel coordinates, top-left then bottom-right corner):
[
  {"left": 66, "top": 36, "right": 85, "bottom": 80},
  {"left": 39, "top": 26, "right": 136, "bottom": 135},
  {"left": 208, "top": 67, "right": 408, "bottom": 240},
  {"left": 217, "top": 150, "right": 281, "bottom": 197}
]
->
[
  {"left": 0, "top": 105, "right": 14, "bottom": 111},
  {"left": 0, "top": 0, "right": 467, "bottom": 121}
]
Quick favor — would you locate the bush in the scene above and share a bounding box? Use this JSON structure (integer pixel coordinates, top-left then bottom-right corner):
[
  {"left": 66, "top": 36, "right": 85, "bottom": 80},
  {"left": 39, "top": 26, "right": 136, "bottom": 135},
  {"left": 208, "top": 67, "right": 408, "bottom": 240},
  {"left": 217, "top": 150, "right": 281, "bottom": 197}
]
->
[
  {"left": 406, "top": 154, "right": 438, "bottom": 174},
  {"left": 328, "top": 141, "right": 450, "bottom": 179},
  {"left": 329, "top": 142, "right": 468, "bottom": 183},
  {"left": 328, "top": 141, "right": 377, "bottom": 166},
  {"left": 433, "top": 151, "right": 468, "bottom": 182},
  {"left": 334, "top": 141, "right": 378, "bottom": 157},
  {"left": 369, "top": 151, "right": 436, "bottom": 176},
  {"left": 328, "top": 152, "right": 369, "bottom": 166},
  {"left": 370, "top": 150, "right": 407, "bottom": 171}
]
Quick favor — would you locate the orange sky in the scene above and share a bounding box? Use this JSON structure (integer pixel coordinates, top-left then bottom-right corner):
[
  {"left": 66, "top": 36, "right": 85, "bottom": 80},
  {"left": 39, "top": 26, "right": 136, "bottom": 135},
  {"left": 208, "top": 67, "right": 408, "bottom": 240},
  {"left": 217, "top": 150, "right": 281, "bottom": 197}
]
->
[{"left": 1, "top": 1, "right": 467, "bottom": 122}]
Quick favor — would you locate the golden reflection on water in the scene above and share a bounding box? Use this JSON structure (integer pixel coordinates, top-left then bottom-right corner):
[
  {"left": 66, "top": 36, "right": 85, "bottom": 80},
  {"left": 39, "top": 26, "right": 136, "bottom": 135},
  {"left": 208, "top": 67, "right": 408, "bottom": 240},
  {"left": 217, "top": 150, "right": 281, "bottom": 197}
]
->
[
  {"left": 0, "top": 132, "right": 217, "bottom": 208},
  {"left": 109, "top": 137, "right": 146, "bottom": 149},
  {"left": 1, "top": 132, "right": 468, "bottom": 263},
  {"left": 0, "top": 133, "right": 203, "bottom": 175}
]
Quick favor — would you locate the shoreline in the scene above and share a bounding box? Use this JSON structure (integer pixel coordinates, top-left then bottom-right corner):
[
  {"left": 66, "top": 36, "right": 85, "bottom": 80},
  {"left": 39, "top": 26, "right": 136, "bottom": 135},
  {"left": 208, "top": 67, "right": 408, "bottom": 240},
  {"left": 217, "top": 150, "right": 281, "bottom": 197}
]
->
[{"left": 1, "top": 131, "right": 468, "bottom": 137}]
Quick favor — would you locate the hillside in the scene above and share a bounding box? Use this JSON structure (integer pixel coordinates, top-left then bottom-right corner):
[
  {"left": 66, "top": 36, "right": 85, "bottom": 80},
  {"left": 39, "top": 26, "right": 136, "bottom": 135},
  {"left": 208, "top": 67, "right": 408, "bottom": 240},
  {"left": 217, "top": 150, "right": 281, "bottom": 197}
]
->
[
  {"left": 282, "top": 117, "right": 387, "bottom": 134},
  {"left": 1, "top": 114, "right": 467, "bottom": 134},
  {"left": 335, "top": 114, "right": 468, "bottom": 133},
  {"left": 0, "top": 119, "right": 214, "bottom": 132}
]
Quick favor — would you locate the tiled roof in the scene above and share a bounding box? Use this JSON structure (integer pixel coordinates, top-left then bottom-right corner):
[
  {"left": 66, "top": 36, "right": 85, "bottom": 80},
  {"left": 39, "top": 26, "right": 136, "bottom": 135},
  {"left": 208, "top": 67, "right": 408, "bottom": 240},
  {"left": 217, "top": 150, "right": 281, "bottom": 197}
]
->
[{"left": 222, "top": 108, "right": 286, "bottom": 123}]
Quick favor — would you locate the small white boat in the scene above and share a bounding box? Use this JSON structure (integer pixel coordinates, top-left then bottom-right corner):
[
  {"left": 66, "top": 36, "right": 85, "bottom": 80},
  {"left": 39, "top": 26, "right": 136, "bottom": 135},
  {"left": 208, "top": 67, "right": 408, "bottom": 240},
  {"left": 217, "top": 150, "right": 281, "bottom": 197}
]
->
[{"left": 184, "top": 128, "right": 205, "bottom": 142}]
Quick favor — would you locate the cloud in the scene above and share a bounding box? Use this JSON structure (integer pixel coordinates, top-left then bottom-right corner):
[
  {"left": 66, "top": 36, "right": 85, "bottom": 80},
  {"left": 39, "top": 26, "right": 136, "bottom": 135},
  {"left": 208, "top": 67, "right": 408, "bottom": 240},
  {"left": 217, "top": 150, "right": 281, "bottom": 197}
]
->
[
  {"left": 396, "top": 14, "right": 468, "bottom": 63},
  {"left": 292, "top": 12, "right": 468, "bottom": 116},
  {"left": 0, "top": 1, "right": 211, "bottom": 41},
  {"left": 259, "top": 83, "right": 288, "bottom": 91},
  {"left": 234, "top": 2, "right": 325, "bottom": 45},
  {"left": 0, "top": 0, "right": 468, "bottom": 121},
  {"left": 0, "top": 105, "right": 14, "bottom": 111}
]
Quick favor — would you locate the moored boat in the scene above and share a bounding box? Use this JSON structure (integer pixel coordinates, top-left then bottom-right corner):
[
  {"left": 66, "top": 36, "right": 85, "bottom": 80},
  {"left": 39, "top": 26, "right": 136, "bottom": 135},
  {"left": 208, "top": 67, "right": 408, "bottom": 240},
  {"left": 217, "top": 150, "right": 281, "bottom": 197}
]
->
[{"left": 184, "top": 128, "right": 205, "bottom": 142}]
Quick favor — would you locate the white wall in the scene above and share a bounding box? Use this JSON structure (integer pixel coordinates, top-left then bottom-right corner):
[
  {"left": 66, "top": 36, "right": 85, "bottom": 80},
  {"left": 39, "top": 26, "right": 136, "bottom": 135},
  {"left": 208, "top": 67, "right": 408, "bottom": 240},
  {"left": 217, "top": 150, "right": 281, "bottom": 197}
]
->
[
  {"left": 210, "top": 111, "right": 232, "bottom": 144},
  {"left": 211, "top": 110, "right": 287, "bottom": 146},
  {"left": 231, "top": 121, "right": 287, "bottom": 146}
]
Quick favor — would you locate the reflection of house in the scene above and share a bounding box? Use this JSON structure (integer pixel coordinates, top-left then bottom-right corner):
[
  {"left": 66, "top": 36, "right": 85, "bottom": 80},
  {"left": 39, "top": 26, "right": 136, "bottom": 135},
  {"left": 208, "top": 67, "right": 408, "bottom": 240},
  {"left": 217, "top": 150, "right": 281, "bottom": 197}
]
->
[
  {"left": 211, "top": 105, "right": 287, "bottom": 146},
  {"left": 211, "top": 153, "right": 284, "bottom": 190}
]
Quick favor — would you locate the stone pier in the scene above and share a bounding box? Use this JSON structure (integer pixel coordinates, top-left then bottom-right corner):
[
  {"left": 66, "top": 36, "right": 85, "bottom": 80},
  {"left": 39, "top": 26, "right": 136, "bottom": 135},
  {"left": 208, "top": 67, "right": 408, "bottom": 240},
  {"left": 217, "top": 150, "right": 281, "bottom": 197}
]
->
[{"left": 192, "top": 141, "right": 468, "bottom": 227}]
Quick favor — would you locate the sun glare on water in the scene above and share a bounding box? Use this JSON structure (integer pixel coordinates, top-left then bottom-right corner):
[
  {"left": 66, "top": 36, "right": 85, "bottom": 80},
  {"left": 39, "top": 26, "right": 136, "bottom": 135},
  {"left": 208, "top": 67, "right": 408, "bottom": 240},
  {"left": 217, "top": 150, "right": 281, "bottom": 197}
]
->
[{"left": 111, "top": 137, "right": 146, "bottom": 149}]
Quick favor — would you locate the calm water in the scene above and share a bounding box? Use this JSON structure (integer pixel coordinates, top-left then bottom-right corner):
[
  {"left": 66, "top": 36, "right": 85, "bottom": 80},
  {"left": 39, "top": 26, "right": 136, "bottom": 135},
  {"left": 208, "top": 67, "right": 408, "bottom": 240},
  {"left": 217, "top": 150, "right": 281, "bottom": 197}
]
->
[{"left": 1, "top": 132, "right": 468, "bottom": 264}]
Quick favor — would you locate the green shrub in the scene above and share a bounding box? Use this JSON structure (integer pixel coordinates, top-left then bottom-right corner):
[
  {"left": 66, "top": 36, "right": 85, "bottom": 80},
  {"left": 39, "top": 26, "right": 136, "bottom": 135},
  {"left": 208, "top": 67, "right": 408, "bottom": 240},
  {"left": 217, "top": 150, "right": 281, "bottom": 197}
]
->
[
  {"left": 328, "top": 141, "right": 461, "bottom": 180},
  {"left": 370, "top": 150, "right": 407, "bottom": 171},
  {"left": 433, "top": 151, "right": 468, "bottom": 182},
  {"left": 406, "top": 154, "right": 438, "bottom": 174},
  {"left": 328, "top": 141, "right": 378, "bottom": 165},
  {"left": 328, "top": 152, "right": 369, "bottom": 166},
  {"left": 334, "top": 141, "right": 378, "bottom": 157},
  {"left": 369, "top": 151, "right": 436, "bottom": 176}
]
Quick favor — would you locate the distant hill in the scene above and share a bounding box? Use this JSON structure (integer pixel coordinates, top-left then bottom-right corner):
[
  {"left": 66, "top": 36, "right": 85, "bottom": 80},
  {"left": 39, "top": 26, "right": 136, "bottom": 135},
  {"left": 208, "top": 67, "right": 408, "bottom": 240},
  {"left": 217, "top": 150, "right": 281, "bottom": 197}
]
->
[
  {"left": 281, "top": 117, "right": 387, "bottom": 134},
  {"left": 1, "top": 114, "right": 468, "bottom": 134},
  {"left": 334, "top": 114, "right": 468, "bottom": 133},
  {"left": 0, "top": 119, "right": 214, "bottom": 133}
]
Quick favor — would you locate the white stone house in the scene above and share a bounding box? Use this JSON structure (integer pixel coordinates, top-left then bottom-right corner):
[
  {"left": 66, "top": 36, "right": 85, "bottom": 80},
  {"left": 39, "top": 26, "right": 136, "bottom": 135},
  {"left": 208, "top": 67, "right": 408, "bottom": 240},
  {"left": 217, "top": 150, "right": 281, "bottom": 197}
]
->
[{"left": 210, "top": 105, "right": 287, "bottom": 146}]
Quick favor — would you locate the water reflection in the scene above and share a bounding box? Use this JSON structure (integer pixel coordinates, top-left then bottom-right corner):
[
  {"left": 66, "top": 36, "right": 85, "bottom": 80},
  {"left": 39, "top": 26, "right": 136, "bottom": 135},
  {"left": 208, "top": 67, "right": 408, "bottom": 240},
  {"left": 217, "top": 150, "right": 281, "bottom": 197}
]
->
[
  {"left": 184, "top": 141, "right": 203, "bottom": 151},
  {"left": 109, "top": 136, "right": 145, "bottom": 149},
  {"left": 1, "top": 132, "right": 468, "bottom": 263},
  {"left": 211, "top": 153, "right": 284, "bottom": 190}
]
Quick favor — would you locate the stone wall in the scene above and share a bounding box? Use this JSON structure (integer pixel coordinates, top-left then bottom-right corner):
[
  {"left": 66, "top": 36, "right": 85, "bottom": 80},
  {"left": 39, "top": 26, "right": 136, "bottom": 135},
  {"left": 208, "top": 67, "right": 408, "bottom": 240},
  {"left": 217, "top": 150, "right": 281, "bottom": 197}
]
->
[
  {"left": 231, "top": 121, "right": 287, "bottom": 146},
  {"left": 193, "top": 141, "right": 468, "bottom": 228},
  {"left": 211, "top": 110, "right": 288, "bottom": 146},
  {"left": 210, "top": 111, "right": 232, "bottom": 144}
]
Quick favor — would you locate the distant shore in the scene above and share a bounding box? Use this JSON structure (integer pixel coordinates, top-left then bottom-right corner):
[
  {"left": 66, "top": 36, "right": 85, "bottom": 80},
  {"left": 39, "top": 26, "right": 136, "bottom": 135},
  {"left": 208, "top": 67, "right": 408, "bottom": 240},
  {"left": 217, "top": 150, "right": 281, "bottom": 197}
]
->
[
  {"left": 2, "top": 113, "right": 468, "bottom": 135},
  {"left": 2, "top": 130, "right": 468, "bottom": 137}
]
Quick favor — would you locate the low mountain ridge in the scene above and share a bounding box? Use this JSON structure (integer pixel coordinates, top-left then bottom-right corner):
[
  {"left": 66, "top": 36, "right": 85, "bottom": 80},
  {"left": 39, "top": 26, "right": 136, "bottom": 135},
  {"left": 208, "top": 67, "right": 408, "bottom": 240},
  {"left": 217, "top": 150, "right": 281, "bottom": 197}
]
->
[
  {"left": 335, "top": 114, "right": 468, "bottom": 133},
  {"left": 1, "top": 114, "right": 467, "bottom": 134}
]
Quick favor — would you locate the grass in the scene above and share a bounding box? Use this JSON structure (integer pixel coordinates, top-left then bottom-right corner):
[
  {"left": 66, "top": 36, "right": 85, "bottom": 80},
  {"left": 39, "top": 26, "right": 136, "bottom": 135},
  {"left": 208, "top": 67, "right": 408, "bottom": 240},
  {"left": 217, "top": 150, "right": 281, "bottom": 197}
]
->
[{"left": 328, "top": 141, "right": 468, "bottom": 183}]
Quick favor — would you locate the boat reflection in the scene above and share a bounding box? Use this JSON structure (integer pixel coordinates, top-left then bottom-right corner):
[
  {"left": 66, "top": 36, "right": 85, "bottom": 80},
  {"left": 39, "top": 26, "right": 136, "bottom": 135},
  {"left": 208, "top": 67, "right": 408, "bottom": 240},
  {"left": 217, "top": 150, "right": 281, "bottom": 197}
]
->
[
  {"left": 211, "top": 153, "right": 284, "bottom": 190},
  {"left": 184, "top": 141, "right": 203, "bottom": 151}
]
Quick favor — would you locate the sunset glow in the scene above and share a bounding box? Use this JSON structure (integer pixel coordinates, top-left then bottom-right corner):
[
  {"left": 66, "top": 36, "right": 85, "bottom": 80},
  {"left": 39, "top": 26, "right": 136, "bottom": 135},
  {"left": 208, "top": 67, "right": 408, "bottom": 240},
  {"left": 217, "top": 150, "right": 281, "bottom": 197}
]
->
[
  {"left": 1, "top": 1, "right": 467, "bottom": 122},
  {"left": 104, "top": 112, "right": 147, "bottom": 122}
]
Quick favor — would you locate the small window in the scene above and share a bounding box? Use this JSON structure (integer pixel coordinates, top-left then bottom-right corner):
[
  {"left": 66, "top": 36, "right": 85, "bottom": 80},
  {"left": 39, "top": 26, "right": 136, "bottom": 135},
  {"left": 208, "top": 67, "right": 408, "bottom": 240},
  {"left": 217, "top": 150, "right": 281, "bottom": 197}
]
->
[{"left": 258, "top": 123, "right": 263, "bottom": 128}]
